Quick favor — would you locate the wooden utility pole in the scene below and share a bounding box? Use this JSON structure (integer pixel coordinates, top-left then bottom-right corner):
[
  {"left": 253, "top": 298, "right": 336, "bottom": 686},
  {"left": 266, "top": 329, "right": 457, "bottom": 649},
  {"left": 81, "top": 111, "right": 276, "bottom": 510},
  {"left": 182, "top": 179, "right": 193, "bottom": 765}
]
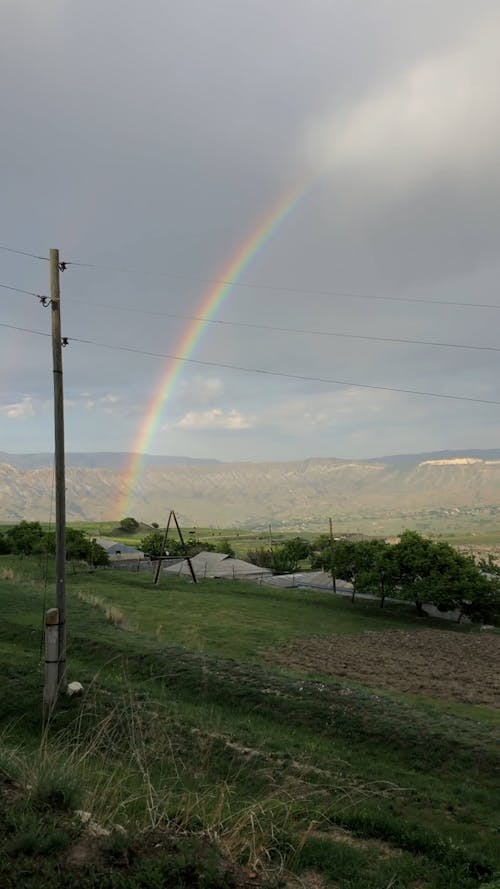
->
[
  {"left": 329, "top": 517, "right": 337, "bottom": 593},
  {"left": 44, "top": 608, "right": 59, "bottom": 706},
  {"left": 50, "top": 248, "right": 67, "bottom": 692}
]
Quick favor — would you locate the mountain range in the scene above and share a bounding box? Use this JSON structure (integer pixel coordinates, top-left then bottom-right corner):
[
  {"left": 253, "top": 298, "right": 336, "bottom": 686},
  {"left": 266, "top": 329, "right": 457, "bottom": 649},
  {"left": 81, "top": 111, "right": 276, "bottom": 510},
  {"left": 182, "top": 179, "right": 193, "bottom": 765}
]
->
[{"left": 1, "top": 449, "right": 500, "bottom": 534}]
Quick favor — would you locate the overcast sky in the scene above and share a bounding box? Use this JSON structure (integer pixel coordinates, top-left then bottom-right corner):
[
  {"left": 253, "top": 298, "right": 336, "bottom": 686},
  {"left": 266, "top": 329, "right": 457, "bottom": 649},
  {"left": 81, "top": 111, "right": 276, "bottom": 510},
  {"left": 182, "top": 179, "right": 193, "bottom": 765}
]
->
[{"left": 1, "top": 0, "right": 500, "bottom": 462}]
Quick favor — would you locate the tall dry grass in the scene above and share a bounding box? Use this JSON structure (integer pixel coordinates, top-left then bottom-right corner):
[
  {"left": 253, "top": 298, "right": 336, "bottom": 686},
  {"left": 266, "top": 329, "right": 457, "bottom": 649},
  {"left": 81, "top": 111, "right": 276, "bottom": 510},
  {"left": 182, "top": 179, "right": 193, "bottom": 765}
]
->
[{"left": 1, "top": 686, "right": 393, "bottom": 878}]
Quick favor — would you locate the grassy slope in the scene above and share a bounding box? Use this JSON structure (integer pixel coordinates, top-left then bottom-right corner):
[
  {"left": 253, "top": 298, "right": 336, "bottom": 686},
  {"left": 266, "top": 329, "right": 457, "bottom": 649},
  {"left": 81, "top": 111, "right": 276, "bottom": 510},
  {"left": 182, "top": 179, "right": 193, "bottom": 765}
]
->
[
  {"left": 0, "top": 556, "right": 499, "bottom": 888},
  {"left": 72, "top": 567, "right": 478, "bottom": 656}
]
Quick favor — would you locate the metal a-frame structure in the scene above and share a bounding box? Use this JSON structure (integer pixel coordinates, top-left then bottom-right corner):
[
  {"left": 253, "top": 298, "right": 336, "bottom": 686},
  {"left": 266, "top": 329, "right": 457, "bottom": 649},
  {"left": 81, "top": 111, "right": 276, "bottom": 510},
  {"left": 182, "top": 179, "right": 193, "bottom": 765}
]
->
[{"left": 152, "top": 510, "right": 197, "bottom": 584}]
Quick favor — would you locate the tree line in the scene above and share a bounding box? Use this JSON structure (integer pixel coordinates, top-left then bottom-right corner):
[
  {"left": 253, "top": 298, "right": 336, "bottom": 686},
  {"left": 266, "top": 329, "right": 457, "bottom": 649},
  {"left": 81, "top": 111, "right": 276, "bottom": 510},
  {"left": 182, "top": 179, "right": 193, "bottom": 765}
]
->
[
  {"left": 314, "top": 531, "right": 499, "bottom": 621},
  {"left": 246, "top": 531, "right": 499, "bottom": 622},
  {"left": 0, "top": 521, "right": 109, "bottom": 566},
  {"left": 3, "top": 521, "right": 498, "bottom": 623}
]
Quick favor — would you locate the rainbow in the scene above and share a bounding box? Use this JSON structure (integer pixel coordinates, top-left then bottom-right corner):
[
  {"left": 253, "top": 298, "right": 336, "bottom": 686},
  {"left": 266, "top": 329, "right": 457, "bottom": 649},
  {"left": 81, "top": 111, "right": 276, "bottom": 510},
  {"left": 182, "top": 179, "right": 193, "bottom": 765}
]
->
[{"left": 117, "top": 180, "right": 310, "bottom": 517}]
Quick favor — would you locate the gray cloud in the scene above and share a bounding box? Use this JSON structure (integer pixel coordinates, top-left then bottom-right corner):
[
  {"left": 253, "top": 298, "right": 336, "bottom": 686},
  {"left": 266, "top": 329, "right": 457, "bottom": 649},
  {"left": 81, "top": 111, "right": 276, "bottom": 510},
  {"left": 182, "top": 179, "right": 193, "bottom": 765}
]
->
[
  {"left": 305, "top": 12, "right": 500, "bottom": 190},
  {"left": 1, "top": 1, "right": 499, "bottom": 461}
]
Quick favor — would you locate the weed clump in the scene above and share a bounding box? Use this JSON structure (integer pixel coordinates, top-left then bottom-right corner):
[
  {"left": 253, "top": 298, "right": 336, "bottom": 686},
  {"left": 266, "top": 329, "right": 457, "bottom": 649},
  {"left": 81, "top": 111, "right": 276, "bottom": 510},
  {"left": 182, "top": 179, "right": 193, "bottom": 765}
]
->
[
  {"left": 0, "top": 568, "right": 14, "bottom": 581},
  {"left": 77, "top": 591, "right": 129, "bottom": 629},
  {"left": 32, "top": 769, "right": 82, "bottom": 813}
]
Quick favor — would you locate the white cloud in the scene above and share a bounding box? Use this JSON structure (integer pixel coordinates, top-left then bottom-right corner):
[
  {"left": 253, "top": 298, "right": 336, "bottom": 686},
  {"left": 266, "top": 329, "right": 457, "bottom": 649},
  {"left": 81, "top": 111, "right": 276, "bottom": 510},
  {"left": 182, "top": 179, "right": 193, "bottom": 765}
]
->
[
  {"left": 306, "top": 13, "right": 500, "bottom": 193},
  {"left": 173, "top": 408, "right": 254, "bottom": 431},
  {"left": 1, "top": 396, "right": 35, "bottom": 420}
]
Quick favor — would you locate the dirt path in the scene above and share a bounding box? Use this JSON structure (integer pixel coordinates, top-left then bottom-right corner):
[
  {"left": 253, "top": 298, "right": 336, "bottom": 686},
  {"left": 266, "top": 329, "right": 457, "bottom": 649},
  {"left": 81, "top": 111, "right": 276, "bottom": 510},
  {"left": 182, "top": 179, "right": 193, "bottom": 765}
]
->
[{"left": 264, "top": 629, "right": 500, "bottom": 707}]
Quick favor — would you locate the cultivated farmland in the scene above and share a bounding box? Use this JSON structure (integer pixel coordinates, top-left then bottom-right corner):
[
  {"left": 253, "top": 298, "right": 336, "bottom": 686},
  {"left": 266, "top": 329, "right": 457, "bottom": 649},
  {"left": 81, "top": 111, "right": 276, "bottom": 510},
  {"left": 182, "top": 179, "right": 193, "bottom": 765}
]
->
[{"left": 265, "top": 628, "right": 500, "bottom": 707}]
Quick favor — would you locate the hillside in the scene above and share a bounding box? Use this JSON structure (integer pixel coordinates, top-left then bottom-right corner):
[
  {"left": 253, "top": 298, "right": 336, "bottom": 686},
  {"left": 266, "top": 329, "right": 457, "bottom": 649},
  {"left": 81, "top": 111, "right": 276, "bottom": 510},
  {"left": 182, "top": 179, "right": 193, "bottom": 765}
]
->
[
  {"left": 2, "top": 450, "right": 500, "bottom": 532},
  {"left": 1, "top": 560, "right": 499, "bottom": 888},
  {"left": 0, "top": 452, "right": 219, "bottom": 470}
]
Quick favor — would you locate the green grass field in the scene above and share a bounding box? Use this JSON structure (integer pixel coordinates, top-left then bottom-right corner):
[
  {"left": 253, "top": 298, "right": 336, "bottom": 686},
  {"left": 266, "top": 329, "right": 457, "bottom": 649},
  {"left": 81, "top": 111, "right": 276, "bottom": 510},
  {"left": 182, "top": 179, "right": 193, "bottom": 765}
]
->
[{"left": 0, "top": 556, "right": 499, "bottom": 888}]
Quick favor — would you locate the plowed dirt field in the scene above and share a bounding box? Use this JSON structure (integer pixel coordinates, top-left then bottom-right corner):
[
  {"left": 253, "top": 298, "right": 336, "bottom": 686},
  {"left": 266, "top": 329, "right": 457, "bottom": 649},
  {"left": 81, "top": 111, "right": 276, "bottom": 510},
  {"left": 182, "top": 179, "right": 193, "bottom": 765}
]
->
[{"left": 264, "top": 629, "right": 500, "bottom": 706}]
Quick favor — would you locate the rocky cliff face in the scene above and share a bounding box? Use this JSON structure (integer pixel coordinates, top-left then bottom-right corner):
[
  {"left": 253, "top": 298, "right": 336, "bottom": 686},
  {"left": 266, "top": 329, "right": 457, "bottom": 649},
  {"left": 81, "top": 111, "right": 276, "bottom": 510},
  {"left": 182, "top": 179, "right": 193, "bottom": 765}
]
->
[{"left": 1, "top": 452, "right": 500, "bottom": 531}]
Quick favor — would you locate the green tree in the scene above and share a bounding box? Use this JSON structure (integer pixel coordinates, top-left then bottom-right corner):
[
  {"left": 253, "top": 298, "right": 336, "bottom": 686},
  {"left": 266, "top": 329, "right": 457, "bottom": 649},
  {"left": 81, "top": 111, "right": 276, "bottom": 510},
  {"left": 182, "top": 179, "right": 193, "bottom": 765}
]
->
[
  {"left": 140, "top": 533, "right": 215, "bottom": 559},
  {"left": 180, "top": 537, "right": 215, "bottom": 557},
  {"left": 310, "top": 534, "right": 331, "bottom": 570},
  {"left": 246, "top": 547, "right": 274, "bottom": 569},
  {"left": 328, "top": 539, "right": 373, "bottom": 602},
  {"left": 395, "top": 530, "right": 500, "bottom": 621},
  {"left": 164, "top": 537, "right": 186, "bottom": 557},
  {"left": 459, "top": 569, "right": 500, "bottom": 623},
  {"left": 357, "top": 540, "right": 400, "bottom": 608},
  {"left": 283, "top": 537, "right": 311, "bottom": 570},
  {"left": 269, "top": 546, "right": 293, "bottom": 574},
  {"left": 88, "top": 538, "right": 109, "bottom": 567},
  {"left": 140, "top": 532, "right": 165, "bottom": 558},
  {"left": 246, "top": 537, "right": 311, "bottom": 574},
  {"left": 424, "top": 546, "right": 499, "bottom": 621},
  {"left": 119, "top": 517, "right": 140, "bottom": 533},
  {"left": 395, "top": 530, "right": 434, "bottom": 614},
  {"left": 43, "top": 529, "right": 108, "bottom": 566},
  {"left": 6, "top": 521, "right": 44, "bottom": 556},
  {"left": 268, "top": 537, "right": 310, "bottom": 574},
  {"left": 215, "top": 539, "right": 236, "bottom": 558}
]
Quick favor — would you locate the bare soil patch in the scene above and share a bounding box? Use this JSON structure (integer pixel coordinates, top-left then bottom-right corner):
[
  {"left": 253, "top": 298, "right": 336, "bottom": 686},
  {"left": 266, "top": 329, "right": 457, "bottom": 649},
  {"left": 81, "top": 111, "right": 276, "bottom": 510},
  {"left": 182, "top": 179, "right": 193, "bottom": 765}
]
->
[{"left": 264, "top": 629, "right": 500, "bottom": 707}]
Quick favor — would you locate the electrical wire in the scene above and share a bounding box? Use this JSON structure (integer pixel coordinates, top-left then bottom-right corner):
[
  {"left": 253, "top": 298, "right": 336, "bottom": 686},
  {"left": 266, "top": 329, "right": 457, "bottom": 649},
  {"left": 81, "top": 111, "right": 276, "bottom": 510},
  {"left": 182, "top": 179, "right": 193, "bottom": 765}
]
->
[
  {"left": 1, "top": 321, "right": 498, "bottom": 405},
  {"left": 63, "top": 257, "right": 500, "bottom": 311},
  {"left": 0, "top": 322, "right": 51, "bottom": 338},
  {"left": 1, "top": 315, "right": 498, "bottom": 405},
  {"left": 0, "top": 282, "right": 48, "bottom": 299},
  {"left": 0, "top": 245, "right": 48, "bottom": 261},
  {"left": 64, "top": 332, "right": 500, "bottom": 407},
  {"left": 2, "top": 240, "right": 500, "bottom": 310},
  {"left": 1, "top": 280, "right": 499, "bottom": 353},
  {"left": 64, "top": 297, "right": 500, "bottom": 353}
]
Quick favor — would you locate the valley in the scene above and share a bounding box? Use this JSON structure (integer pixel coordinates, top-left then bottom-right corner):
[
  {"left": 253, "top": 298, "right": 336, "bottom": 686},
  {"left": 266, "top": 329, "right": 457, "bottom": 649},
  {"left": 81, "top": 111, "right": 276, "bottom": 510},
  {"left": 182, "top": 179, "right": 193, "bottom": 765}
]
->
[{"left": 1, "top": 450, "right": 500, "bottom": 536}]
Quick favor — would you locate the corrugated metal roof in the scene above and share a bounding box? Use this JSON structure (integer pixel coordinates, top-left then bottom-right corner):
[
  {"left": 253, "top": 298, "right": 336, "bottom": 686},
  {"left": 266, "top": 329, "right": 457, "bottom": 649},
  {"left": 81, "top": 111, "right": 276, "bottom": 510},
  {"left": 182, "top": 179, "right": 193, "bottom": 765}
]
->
[
  {"left": 94, "top": 537, "right": 143, "bottom": 555},
  {"left": 164, "top": 551, "right": 271, "bottom": 579}
]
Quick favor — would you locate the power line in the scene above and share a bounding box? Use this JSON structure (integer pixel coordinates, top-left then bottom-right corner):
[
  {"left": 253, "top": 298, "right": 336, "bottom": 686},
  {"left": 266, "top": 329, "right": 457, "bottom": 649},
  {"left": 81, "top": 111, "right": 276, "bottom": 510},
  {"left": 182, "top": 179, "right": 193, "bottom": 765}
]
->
[
  {"left": 0, "top": 282, "right": 48, "bottom": 299},
  {"left": 2, "top": 324, "right": 498, "bottom": 407},
  {"left": 2, "top": 281, "right": 499, "bottom": 353},
  {"left": 0, "top": 322, "right": 51, "bottom": 338},
  {"left": 0, "top": 245, "right": 48, "bottom": 262},
  {"left": 66, "top": 332, "right": 500, "bottom": 406},
  {"left": 2, "top": 242, "right": 499, "bottom": 310},
  {"left": 64, "top": 297, "right": 500, "bottom": 353},
  {"left": 63, "top": 256, "right": 500, "bottom": 311}
]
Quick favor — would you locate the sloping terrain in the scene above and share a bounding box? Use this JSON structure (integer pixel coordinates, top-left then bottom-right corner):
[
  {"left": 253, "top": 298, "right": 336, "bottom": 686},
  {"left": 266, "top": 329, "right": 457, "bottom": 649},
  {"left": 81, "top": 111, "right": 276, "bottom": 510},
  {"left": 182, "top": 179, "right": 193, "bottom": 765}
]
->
[
  {"left": 1, "top": 562, "right": 499, "bottom": 888},
  {"left": 2, "top": 450, "right": 500, "bottom": 529}
]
